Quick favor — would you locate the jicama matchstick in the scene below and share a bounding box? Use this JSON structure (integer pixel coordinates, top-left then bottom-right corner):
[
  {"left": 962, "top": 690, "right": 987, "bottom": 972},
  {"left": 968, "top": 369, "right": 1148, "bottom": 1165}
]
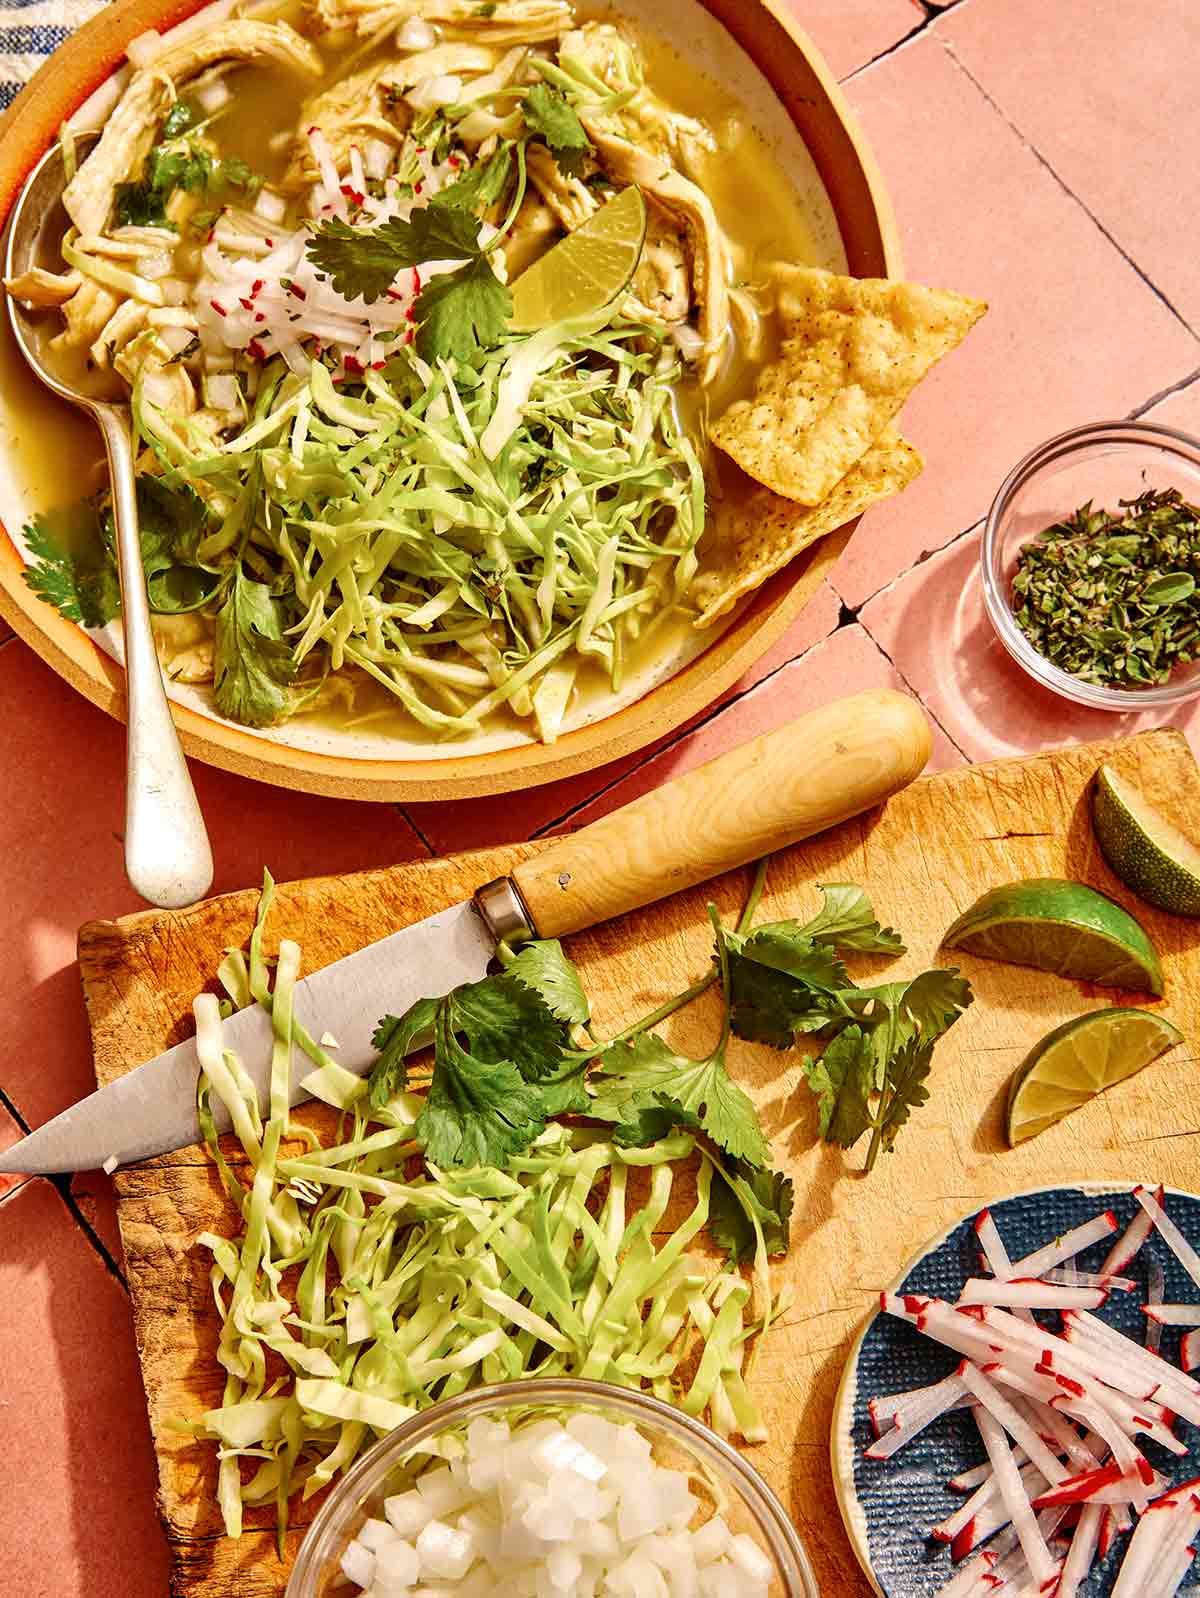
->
[
  {"left": 974, "top": 1406, "right": 1057, "bottom": 1585},
  {"left": 1182, "top": 1329, "right": 1200, "bottom": 1373},
  {"left": 1008, "top": 1212, "right": 1118, "bottom": 1279},
  {"left": 958, "top": 1278, "right": 1109, "bottom": 1311}
]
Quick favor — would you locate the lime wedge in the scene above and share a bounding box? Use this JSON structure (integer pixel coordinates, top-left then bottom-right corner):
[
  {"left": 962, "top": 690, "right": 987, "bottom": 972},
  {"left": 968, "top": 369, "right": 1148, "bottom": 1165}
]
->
[
  {"left": 508, "top": 185, "right": 647, "bottom": 332},
  {"left": 1005, "top": 1007, "right": 1183, "bottom": 1145},
  {"left": 942, "top": 877, "right": 1164, "bottom": 995},
  {"left": 1092, "top": 763, "right": 1200, "bottom": 917}
]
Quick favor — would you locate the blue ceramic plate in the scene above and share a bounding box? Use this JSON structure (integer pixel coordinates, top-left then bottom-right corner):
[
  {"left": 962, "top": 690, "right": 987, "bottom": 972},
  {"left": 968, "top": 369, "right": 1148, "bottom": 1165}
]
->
[{"left": 831, "top": 1183, "right": 1200, "bottom": 1597}]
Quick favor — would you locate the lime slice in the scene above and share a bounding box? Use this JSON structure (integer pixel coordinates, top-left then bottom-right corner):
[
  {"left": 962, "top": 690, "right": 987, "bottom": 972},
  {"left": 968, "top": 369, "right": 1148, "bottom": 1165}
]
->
[
  {"left": 942, "top": 877, "right": 1164, "bottom": 995},
  {"left": 508, "top": 185, "right": 647, "bottom": 332},
  {"left": 1005, "top": 1007, "right": 1183, "bottom": 1145},
  {"left": 1092, "top": 763, "right": 1200, "bottom": 917}
]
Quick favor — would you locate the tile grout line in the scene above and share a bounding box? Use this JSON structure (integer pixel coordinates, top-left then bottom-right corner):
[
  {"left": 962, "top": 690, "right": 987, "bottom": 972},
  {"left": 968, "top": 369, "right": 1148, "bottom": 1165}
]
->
[
  {"left": 941, "top": 39, "right": 1200, "bottom": 343},
  {"left": 0, "top": 1080, "right": 128, "bottom": 1288},
  {"left": 853, "top": 609, "right": 971, "bottom": 764},
  {"left": 1130, "top": 365, "right": 1200, "bottom": 420},
  {"left": 396, "top": 804, "right": 436, "bottom": 857},
  {"left": 527, "top": 617, "right": 851, "bottom": 837}
]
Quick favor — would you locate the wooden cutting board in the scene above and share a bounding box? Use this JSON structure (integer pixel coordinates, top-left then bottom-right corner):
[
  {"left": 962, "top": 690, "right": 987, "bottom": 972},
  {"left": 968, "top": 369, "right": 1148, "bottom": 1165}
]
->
[{"left": 79, "top": 729, "right": 1200, "bottom": 1598}]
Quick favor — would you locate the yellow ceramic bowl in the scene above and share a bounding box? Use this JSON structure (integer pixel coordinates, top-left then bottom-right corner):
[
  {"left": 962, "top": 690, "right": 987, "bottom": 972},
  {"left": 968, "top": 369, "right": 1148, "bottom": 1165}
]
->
[{"left": 0, "top": 0, "right": 901, "bottom": 801}]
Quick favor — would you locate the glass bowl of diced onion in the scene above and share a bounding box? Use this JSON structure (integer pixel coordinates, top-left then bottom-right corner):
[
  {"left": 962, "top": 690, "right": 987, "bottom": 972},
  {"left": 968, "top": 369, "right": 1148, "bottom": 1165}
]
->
[{"left": 286, "top": 1378, "right": 819, "bottom": 1598}]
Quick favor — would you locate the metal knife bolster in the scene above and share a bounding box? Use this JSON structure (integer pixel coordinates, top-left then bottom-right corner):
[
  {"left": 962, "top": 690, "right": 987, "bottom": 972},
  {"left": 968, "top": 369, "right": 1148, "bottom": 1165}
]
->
[{"left": 474, "top": 876, "right": 536, "bottom": 947}]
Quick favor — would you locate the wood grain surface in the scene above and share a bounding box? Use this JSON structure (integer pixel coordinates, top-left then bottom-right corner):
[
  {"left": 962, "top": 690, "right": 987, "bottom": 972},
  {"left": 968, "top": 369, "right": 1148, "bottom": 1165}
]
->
[{"left": 79, "top": 729, "right": 1200, "bottom": 1597}]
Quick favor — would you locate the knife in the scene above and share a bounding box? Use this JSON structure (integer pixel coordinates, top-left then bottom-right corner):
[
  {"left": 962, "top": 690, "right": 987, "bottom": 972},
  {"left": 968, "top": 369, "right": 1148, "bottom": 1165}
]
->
[{"left": 0, "top": 690, "right": 931, "bottom": 1175}]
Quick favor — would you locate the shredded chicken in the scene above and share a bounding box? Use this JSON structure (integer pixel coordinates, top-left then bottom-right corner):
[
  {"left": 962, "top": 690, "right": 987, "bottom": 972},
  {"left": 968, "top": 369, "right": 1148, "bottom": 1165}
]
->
[
  {"left": 114, "top": 329, "right": 197, "bottom": 415},
  {"left": 634, "top": 217, "right": 690, "bottom": 324},
  {"left": 525, "top": 143, "right": 596, "bottom": 231},
  {"left": 584, "top": 120, "right": 730, "bottom": 385},
  {"left": 501, "top": 191, "right": 562, "bottom": 279},
  {"left": 3, "top": 266, "right": 81, "bottom": 307},
  {"left": 49, "top": 278, "right": 120, "bottom": 353},
  {"left": 154, "top": 613, "right": 214, "bottom": 683},
  {"left": 63, "top": 20, "right": 322, "bottom": 237},
  {"left": 90, "top": 300, "right": 148, "bottom": 367},
  {"left": 561, "top": 22, "right": 716, "bottom": 169},
  {"left": 309, "top": 0, "right": 570, "bottom": 45}
]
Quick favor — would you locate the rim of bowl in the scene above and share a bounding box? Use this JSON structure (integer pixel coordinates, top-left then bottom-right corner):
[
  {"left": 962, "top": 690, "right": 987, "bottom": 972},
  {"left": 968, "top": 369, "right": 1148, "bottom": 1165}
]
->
[
  {"left": 981, "top": 418, "right": 1200, "bottom": 711},
  {"left": 285, "top": 1377, "right": 819, "bottom": 1598}
]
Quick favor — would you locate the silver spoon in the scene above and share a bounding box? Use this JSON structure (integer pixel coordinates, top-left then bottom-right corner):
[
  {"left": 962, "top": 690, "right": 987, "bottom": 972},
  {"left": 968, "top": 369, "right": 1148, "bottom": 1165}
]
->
[{"left": 5, "top": 133, "right": 213, "bottom": 909}]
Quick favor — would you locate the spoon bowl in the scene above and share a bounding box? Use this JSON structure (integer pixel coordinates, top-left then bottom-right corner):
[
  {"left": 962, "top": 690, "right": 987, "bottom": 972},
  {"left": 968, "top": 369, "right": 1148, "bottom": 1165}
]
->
[{"left": 5, "top": 132, "right": 213, "bottom": 908}]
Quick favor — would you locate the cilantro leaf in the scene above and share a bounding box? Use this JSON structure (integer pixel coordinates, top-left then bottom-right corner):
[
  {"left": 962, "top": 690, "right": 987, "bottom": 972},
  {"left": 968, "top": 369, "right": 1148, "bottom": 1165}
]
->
[
  {"left": 708, "top": 1160, "right": 793, "bottom": 1266},
  {"left": 415, "top": 1000, "right": 547, "bottom": 1167},
  {"left": 212, "top": 568, "right": 298, "bottom": 728},
  {"left": 591, "top": 1033, "right": 771, "bottom": 1168},
  {"left": 368, "top": 997, "right": 439, "bottom": 1106},
  {"left": 874, "top": 1035, "right": 934, "bottom": 1159},
  {"left": 799, "top": 883, "right": 904, "bottom": 953},
  {"left": 116, "top": 142, "right": 213, "bottom": 226},
  {"left": 851, "top": 968, "right": 973, "bottom": 1088},
  {"left": 727, "top": 957, "right": 840, "bottom": 1049},
  {"left": 803, "top": 1024, "right": 874, "bottom": 1147},
  {"left": 414, "top": 254, "right": 511, "bottom": 362},
  {"left": 22, "top": 509, "right": 120, "bottom": 627},
  {"left": 725, "top": 924, "right": 849, "bottom": 989},
  {"left": 523, "top": 83, "right": 593, "bottom": 178},
  {"left": 434, "top": 143, "right": 514, "bottom": 214},
  {"left": 449, "top": 974, "right": 567, "bottom": 1081},
  {"left": 160, "top": 100, "right": 197, "bottom": 140},
  {"left": 503, "top": 939, "right": 589, "bottom": 1026},
  {"left": 306, "top": 207, "right": 481, "bottom": 303}
]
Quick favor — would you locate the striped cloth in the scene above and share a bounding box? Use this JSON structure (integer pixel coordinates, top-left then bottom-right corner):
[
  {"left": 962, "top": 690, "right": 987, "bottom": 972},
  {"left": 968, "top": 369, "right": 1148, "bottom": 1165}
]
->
[{"left": 0, "top": 0, "right": 107, "bottom": 110}]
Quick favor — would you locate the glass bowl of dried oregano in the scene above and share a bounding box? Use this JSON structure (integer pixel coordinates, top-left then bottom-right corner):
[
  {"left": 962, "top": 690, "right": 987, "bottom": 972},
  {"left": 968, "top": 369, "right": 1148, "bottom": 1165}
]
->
[{"left": 982, "top": 419, "right": 1200, "bottom": 710}]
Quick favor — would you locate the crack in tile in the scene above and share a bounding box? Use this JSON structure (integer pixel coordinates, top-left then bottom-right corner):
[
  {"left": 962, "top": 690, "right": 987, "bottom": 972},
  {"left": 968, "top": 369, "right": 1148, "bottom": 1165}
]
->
[
  {"left": 942, "top": 38, "right": 1200, "bottom": 342},
  {"left": 840, "top": 12, "right": 937, "bottom": 84},
  {"left": 853, "top": 607, "right": 970, "bottom": 764}
]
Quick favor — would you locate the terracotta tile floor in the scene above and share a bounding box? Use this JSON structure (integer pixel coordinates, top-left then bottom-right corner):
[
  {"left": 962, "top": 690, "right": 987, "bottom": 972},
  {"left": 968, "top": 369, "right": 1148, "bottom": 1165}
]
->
[{"left": 5, "top": 3, "right": 1200, "bottom": 1594}]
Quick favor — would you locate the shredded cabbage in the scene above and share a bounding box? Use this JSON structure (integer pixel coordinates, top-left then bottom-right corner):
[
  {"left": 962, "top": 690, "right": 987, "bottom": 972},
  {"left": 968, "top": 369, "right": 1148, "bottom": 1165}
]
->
[{"left": 190, "top": 883, "right": 784, "bottom": 1547}]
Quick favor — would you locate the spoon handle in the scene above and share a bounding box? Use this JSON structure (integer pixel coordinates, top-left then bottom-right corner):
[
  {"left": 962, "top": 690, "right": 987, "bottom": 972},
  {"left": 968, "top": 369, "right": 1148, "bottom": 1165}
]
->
[{"left": 96, "top": 405, "right": 213, "bottom": 909}]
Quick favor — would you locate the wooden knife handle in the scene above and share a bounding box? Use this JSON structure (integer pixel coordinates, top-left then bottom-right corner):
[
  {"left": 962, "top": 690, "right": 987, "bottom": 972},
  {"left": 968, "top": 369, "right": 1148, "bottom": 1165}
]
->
[{"left": 511, "top": 690, "right": 932, "bottom": 940}]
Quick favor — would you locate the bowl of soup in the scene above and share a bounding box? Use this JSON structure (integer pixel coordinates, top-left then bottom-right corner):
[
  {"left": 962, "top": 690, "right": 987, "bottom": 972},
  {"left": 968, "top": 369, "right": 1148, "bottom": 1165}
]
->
[{"left": 0, "top": 0, "right": 903, "bottom": 800}]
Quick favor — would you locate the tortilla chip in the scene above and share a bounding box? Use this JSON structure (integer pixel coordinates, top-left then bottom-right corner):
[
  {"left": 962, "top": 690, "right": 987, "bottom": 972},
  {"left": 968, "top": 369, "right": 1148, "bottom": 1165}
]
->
[
  {"left": 692, "top": 429, "right": 923, "bottom": 628},
  {"left": 710, "top": 268, "right": 985, "bottom": 506}
]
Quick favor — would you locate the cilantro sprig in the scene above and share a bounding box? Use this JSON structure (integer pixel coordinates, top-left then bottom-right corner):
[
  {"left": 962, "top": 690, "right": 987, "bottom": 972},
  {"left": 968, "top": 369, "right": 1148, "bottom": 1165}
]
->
[
  {"left": 115, "top": 100, "right": 264, "bottom": 228},
  {"left": 365, "top": 865, "right": 970, "bottom": 1207},
  {"left": 522, "top": 83, "right": 593, "bottom": 178},
  {"left": 305, "top": 149, "right": 515, "bottom": 362}
]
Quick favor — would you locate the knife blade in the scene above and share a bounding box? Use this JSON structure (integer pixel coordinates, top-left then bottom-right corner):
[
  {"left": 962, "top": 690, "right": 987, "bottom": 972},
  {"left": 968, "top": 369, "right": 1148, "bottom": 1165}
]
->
[{"left": 0, "top": 689, "right": 933, "bottom": 1175}]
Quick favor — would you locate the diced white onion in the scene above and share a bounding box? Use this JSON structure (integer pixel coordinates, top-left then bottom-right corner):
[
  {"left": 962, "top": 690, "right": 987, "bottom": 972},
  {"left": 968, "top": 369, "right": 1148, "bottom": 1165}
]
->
[
  {"left": 340, "top": 1415, "right": 772, "bottom": 1596},
  {"left": 157, "top": 323, "right": 196, "bottom": 356},
  {"left": 125, "top": 28, "right": 163, "bottom": 69},
  {"left": 670, "top": 322, "right": 705, "bottom": 362},
  {"left": 205, "top": 373, "right": 240, "bottom": 410},
  {"left": 254, "top": 189, "right": 288, "bottom": 224},
  {"left": 159, "top": 278, "right": 188, "bottom": 306},
  {"left": 102, "top": 1154, "right": 119, "bottom": 1176},
  {"left": 194, "top": 77, "right": 231, "bottom": 115},
  {"left": 138, "top": 251, "right": 174, "bottom": 281},
  {"left": 406, "top": 74, "right": 463, "bottom": 112},
  {"left": 363, "top": 138, "right": 393, "bottom": 180},
  {"left": 396, "top": 16, "right": 437, "bottom": 50}
]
